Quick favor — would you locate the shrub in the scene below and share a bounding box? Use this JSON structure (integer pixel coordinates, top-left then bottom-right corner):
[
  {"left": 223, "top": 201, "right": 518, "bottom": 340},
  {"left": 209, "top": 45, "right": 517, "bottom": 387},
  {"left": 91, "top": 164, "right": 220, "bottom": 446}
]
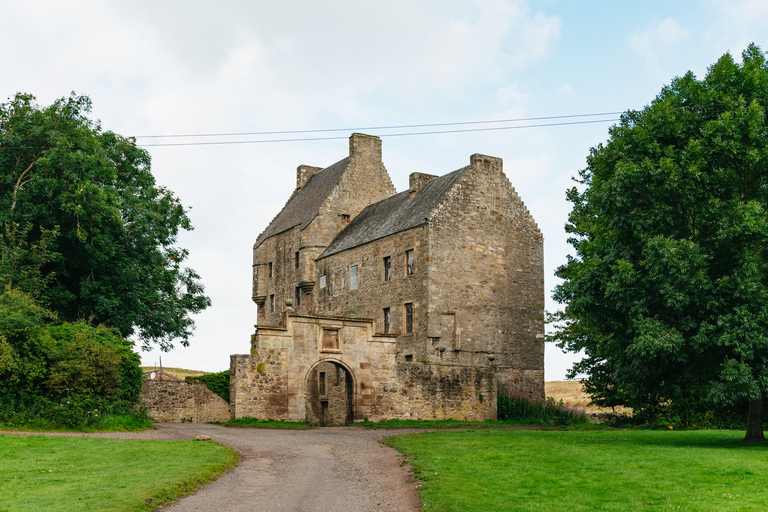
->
[
  {"left": 186, "top": 370, "right": 230, "bottom": 402},
  {"left": 0, "top": 288, "right": 148, "bottom": 430},
  {"left": 497, "top": 387, "right": 587, "bottom": 426}
]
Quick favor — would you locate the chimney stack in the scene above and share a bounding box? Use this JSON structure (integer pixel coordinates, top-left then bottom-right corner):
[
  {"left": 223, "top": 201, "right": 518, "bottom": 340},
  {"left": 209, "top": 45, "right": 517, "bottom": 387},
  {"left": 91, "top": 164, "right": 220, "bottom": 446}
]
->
[{"left": 297, "top": 165, "right": 323, "bottom": 190}]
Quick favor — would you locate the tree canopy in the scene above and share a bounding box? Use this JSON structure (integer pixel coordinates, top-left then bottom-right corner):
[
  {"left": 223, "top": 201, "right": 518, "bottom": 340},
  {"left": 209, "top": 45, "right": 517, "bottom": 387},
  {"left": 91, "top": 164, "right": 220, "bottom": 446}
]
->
[
  {"left": 0, "top": 93, "right": 210, "bottom": 351},
  {"left": 552, "top": 44, "right": 768, "bottom": 440}
]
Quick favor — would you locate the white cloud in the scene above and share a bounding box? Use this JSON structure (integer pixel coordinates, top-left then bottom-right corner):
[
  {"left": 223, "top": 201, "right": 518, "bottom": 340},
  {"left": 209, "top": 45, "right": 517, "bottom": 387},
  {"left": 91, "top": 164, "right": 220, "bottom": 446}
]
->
[
  {"left": 628, "top": 18, "right": 690, "bottom": 74},
  {"left": 556, "top": 84, "right": 574, "bottom": 97}
]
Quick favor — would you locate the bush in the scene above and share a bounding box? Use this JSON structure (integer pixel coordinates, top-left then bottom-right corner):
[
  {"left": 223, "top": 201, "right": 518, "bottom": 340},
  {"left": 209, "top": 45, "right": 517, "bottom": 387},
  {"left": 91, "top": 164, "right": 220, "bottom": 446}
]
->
[
  {"left": 186, "top": 370, "right": 230, "bottom": 402},
  {"left": 0, "top": 288, "right": 148, "bottom": 430},
  {"left": 497, "top": 387, "right": 587, "bottom": 426}
]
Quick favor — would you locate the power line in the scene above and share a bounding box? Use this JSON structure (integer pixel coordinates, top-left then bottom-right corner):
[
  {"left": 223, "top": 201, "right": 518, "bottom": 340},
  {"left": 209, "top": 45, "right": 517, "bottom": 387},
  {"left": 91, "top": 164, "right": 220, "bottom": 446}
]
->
[
  {"left": 137, "top": 118, "right": 620, "bottom": 147},
  {"left": 133, "top": 111, "right": 622, "bottom": 139}
]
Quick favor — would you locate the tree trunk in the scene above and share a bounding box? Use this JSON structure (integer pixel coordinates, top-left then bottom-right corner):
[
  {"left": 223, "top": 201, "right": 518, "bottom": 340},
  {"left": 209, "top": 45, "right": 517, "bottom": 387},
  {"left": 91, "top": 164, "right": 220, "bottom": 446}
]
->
[{"left": 744, "top": 398, "right": 765, "bottom": 441}]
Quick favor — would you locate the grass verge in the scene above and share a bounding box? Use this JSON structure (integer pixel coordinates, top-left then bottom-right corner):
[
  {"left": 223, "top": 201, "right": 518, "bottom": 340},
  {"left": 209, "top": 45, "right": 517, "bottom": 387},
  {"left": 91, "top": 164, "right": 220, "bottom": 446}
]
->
[
  {"left": 0, "top": 435, "right": 238, "bottom": 512},
  {"left": 219, "top": 417, "right": 310, "bottom": 430},
  {"left": 387, "top": 429, "right": 768, "bottom": 511}
]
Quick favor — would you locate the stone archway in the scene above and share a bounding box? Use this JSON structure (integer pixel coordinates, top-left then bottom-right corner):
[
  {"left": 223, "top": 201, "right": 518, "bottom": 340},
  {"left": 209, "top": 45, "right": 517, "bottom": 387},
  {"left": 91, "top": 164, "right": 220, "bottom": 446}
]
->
[{"left": 306, "top": 360, "right": 354, "bottom": 426}]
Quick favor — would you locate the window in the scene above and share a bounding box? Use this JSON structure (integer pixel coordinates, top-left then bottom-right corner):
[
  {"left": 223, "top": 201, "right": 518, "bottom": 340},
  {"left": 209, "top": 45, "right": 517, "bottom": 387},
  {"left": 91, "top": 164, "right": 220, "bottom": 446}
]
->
[
  {"left": 322, "top": 329, "right": 339, "bottom": 351},
  {"left": 295, "top": 252, "right": 300, "bottom": 269},
  {"left": 405, "top": 355, "right": 413, "bottom": 362},
  {"left": 269, "top": 294, "right": 275, "bottom": 313},
  {"left": 319, "top": 275, "right": 326, "bottom": 288},
  {"left": 341, "top": 214, "right": 350, "bottom": 223},
  {"left": 383, "top": 308, "right": 391, "bottom": 334},
  {"left": 350, "top": 265, "right": 359, "bottom": 290},
  {"left": 268, "top": 262, "right": 273, "bottom": 278},
  {"left": 405, "top": 302, "right": 413, "bottom": 334},
  {"left": 405, "top": 249, "right": 414, "bottom": 276},
  {"left": 383, "top": 256, "right": 391, "bottom": 281},
  {"left": 319, "top": 371, "right": 327, "bottom": 398},
  {"left": 294, "top": 286, "right": 301, "bottom": 308}
]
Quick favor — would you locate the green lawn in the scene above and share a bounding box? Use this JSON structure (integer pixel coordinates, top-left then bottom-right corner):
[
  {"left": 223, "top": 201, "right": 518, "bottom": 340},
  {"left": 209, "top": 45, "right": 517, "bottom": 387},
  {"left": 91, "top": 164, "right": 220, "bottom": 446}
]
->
[
  {"left": 388, "top": 429, "right": 768, "bottom": 512},
  {"left": 0, "top": 435, "right": 237, "bottom": 512}
]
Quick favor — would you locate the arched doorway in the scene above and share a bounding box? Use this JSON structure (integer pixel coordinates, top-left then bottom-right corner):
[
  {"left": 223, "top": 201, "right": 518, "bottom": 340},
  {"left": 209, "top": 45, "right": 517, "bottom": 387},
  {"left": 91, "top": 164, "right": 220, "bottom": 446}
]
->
[{"left": 306, "top": 360, "right": 354, "bottom": 426}]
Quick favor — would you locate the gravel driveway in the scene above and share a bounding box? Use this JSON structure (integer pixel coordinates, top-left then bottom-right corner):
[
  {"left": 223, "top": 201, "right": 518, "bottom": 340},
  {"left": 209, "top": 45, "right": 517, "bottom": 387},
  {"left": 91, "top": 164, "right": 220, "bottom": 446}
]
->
[{"left": 7, "top": 423, "right": 423, "bottom": 511}]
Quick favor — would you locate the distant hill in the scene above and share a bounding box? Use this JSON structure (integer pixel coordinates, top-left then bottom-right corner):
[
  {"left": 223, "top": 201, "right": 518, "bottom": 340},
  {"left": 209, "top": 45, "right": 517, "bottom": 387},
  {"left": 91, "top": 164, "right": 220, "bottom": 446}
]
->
[{"left": 140, "top": 366, "right": 212, "bottom": 380}]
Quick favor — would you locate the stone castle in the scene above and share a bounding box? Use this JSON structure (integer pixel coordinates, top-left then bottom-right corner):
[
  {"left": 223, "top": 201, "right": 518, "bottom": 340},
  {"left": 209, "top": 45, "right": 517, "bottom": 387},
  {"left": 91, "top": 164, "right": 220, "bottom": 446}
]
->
[{"left": 230, "top": 133, "right": 544, "bottom": 425}]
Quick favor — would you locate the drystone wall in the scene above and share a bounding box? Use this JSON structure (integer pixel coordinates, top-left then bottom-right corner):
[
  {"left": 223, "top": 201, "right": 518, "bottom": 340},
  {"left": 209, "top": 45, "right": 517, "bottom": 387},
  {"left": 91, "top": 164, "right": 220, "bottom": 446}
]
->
[{"left": 141, "top": 380, "right": 231, "bottom": 423}]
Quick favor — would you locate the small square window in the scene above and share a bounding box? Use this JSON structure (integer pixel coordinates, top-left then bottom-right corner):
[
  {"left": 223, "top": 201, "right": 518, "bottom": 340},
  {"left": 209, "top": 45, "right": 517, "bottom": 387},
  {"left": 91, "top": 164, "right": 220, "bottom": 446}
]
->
[
  {"left": 350, "top": 265, "right": 359, "bottom": 291},
  {"left": 294, "top": 287, "right": 301, "bottom": 308},
  {"left": 405, "top": 303, "right": 413, "bottom": 334},
  {"left": 405, "top": 249, "right": 414, "bottom": 276},
  {"left": 341, "top": 214, "right": 350, "bottom": 223},
  {"left": 405, "top": 354, "right": 413, "bottom": 362},
  {"left": 319, "top": 275, "right": 326, "bottom": 288},
  {"left": 383, "top": 256, "right": 391, "bottom": 281},
  {"left": 383, "top": 308, "right": 391, "bottom": 334},
  {"left": 269, "top": 294, "right": 275, "bottom": 313}
]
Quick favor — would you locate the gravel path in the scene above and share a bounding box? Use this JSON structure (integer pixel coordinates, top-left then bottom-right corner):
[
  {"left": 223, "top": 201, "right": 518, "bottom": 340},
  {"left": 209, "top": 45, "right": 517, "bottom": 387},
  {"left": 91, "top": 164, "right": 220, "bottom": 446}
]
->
[{"left": 4, "top": 423, "right": 423, "bottom": 512}]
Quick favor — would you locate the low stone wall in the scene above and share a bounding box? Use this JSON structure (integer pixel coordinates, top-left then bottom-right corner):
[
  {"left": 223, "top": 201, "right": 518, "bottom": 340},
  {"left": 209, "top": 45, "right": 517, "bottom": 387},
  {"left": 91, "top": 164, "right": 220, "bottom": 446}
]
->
[{"left": 141, "top": 380, "right": 231, "bottom": 423}]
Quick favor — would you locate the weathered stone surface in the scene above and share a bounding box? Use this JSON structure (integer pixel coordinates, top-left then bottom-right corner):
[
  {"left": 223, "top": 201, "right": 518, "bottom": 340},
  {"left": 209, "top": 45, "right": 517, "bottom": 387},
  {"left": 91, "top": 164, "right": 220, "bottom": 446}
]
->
[
  {"left": 141, "top": 381, "right": 231, "bottom": 423},
  {"left": 235, "top": 133, "right": 544, "bottom": 424}
]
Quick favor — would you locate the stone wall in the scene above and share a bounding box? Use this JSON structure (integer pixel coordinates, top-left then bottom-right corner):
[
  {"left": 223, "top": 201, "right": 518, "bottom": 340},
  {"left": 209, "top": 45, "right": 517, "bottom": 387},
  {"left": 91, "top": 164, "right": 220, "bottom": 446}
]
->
[
  {"left": 425, "top": 154, "right": 545, "bottom": 399},
  {"left": 141, "top": 380, "right": 231, "bottom": 423},
  {"left": 231, "top": 313, "right": 497, "bottom": 423}
]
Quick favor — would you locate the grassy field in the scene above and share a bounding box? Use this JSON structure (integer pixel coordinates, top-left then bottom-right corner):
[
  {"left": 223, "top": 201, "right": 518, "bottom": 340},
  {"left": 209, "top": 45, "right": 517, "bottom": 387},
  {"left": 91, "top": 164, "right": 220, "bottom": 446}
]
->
[
  {"left": 0, "top": 435, "right": 237, "bottom": 512},
  {"left": 546, "top": 380, "right": 632, "bottom": 416},
  {"left": 388, "top": 429, "right": 768, "bottom": 511},
  {"left": 140, "top": 366, "right": 211, "bottom": 380}
]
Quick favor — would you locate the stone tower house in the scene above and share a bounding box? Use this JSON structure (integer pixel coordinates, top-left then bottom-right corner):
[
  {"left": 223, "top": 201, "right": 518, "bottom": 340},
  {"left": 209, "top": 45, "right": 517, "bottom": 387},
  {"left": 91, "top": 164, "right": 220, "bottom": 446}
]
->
[{"left": 231, "top": 133, "right": 544, "bottom": 425}]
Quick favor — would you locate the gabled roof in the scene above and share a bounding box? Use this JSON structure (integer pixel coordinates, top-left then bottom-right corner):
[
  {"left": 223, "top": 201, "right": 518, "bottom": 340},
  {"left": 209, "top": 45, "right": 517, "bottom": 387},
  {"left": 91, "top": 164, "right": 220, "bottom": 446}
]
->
[
  {"left": 254, "top": 157, "right": 349, "bottom": 249},
  {"left": 317, "top": 166, "right": 469, "bottom": 259}
]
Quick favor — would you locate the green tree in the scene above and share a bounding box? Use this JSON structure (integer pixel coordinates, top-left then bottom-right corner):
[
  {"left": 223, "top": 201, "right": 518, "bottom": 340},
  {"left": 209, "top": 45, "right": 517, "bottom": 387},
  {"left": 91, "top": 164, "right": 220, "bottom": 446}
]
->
[
  {"left": 0, "top": 93, "right": 210, "bottom": 351},
  {"left": 552, "top": 44, "right": 768, "bottom": 441}
]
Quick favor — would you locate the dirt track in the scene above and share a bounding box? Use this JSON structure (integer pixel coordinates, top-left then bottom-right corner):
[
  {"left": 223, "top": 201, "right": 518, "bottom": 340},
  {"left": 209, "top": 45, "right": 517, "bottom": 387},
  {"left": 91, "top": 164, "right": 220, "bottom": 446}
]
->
[{"left": 6, "top": 423, "right": 422, "bottom": 511}]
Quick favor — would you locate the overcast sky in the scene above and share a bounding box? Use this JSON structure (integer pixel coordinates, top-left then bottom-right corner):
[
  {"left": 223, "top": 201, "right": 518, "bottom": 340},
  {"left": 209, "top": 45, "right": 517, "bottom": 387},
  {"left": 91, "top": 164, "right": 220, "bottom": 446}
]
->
[{"left": 2, "top": 1, "right": 767, "bottom": 380}]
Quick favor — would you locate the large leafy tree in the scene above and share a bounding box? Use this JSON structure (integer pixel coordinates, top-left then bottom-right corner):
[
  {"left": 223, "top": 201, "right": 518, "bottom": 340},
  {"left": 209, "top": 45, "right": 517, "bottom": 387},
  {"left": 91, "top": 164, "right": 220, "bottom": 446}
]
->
[
  {"left": 0, "top": 93, "right": 210, "bottom": 351},
  {"left": 552, "top": 44, "right": 768, "bottom": 440}
]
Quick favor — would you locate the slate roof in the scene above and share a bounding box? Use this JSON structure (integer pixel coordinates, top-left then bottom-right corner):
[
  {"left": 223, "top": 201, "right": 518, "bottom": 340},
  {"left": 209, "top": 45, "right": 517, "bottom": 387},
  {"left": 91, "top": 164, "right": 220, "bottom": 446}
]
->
[
  {"left": 254, "top": 157, "right": 349, "bottom": 249},
  {"left": 317, "top": 166, "right": 469, "bottom": 260}
]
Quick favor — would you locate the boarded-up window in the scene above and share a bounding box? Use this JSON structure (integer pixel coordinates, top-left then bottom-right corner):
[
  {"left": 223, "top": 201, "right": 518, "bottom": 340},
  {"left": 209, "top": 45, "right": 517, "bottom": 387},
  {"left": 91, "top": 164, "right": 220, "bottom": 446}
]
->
[{"left": 322, "top": 329, "right": 339, "bottom": 350}]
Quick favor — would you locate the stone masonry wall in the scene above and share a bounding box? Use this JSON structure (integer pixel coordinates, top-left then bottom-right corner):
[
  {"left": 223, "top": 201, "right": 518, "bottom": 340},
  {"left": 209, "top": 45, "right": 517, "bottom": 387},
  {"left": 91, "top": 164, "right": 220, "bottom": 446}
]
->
[
  {"left": 231, "top": 313, "right": 497, "bottom": 422},
  {"left": 141, "top": 380, "right": 231, "bottom": 423},
  {"left": 424, "top": 154, "right": 545, "bottom": 399}
]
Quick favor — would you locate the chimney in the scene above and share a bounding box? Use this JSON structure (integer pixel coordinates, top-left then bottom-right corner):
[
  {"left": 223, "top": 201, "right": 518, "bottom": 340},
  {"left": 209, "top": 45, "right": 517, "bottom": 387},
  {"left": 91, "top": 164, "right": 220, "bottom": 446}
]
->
[
  {"left": 297, "top": 165, "right": 322, "bottom": 190},
  {"left": 409, "top": 172, "right": 438, "bottom": 197},
  {"left": 349, "top": 133, "right": 382, "bottom": 166}
]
